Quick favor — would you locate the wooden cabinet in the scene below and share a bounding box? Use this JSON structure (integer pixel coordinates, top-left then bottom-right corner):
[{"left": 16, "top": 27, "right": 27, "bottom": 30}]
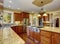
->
[
  {"left": 22, "top": 12, "right": 29, "bottom": 18},
  {"left": 11, "top": 26, "right": 23, "bottom": 34},
  {"left": 11, "top": 26, "right": 17, "bottom": 32},
  {"left": 40, "top": 30, "right": 51, "bottom": 38},
  {"left": 40, "top": 30, "right": 52, "bottom": 44},
  {"left": 33, "top": 32, "right": 40, "bottom": 42},
  {"left": 27, "top": 27, "right": 60, "bottom": 44},
  {"left": 14, "top": 12, "right": 29, "bottom": 21},
  {"left": 23, "top": 14, "right": 29, "bottom": 18},
  {"left": 41, "top": 36, "right": 51, "bottom": 44},
  {"left": 14, "top": 13, "right": 20, "bottom": 21},
  {"left": 52, "top": 33, "right": 60, "bottom": 44},
  {"left": 27, "top": 27, "right": 30, "bottom": 36},
  {"left": 27, "top": 27, "right": 40, "bottom": 42},
  {"left": 40, "top": 30, "right": 60, "bottom": 44},
  {"left": 14, "top": 13, "right": 23, "bottom": 21},
  {"left": 29, "top": 29, "right": 34, "bottom": 39}
]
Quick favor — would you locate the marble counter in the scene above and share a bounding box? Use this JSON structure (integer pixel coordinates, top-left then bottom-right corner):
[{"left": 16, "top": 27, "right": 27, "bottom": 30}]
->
[
  {"left": 0, "top": 27, "right": 25, "bottom": 44},
  {"left": 27, "top": 26, "right": 60, "bottom": 33},
  {"left": 40, "top": 27, "right": 60, "bottom": 33}
]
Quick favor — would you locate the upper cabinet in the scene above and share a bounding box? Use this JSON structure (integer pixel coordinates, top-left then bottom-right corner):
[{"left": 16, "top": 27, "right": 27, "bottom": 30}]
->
[
  {"left": 22, "top": 12, "right": 29, "bottom": 18},
  {"left": 14, "top": 12, "right": 29, "bottom": 21},
  {"left": 14, "top": 13, "right": 23, "bottom": 21}
]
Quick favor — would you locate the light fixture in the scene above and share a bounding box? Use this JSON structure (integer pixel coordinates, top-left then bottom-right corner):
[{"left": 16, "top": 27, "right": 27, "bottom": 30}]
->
[
  {"left": 32, "top": 0, "right": 53, "bottom": 7},
  {"left": 38, "top": 14, "right": 41, "bottom": 17},
  {"left": 17, "top": 8, "right": 20, "bottom": 10},
  {"left": 9, "top": 0, "right": 12, "bottom": 3},
  {"left": 43, "top": 13, "right": 47, "bottom": 16}
]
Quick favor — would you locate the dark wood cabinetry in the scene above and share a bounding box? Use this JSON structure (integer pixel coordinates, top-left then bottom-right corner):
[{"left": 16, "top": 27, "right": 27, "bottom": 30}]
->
[
  {"left": 14, "top": 13, "right": 23, "bottom": 21},
  {"left": 27, "top": 27, "right": 40, "bottom": 42},
  {"left": 14, "top": 12, "right": 29, "bottom": 21},
  {"left": 52, "top": 33, "right": 60, "bottom": 44},
  {"left": 40, "top": 30, "right": 52, "bottom": 44},
  {"left": 40, "top": 30, "right": 60, "bottom": 44},
  {"left": 27, "top": 27, "right": 60, "bottom": 44},
  {"left": 11, "top": 26, "right": 23, "bottom": 34}
]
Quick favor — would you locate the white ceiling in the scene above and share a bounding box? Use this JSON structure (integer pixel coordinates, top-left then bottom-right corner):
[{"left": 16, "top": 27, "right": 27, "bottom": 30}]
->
[{"left": 4, "top": 0, "right": 60, "bottom": 12}]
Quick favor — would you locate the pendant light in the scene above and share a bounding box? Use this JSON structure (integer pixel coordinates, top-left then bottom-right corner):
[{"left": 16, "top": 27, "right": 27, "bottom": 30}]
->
[{"left": 43, "top": 13, "right": 47, "bottom": 16}]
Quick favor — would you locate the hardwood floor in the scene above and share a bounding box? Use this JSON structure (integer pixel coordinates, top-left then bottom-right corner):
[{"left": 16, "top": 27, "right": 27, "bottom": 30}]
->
[{"left": 19, "top": 33, "right": 36, "bottom": 44}]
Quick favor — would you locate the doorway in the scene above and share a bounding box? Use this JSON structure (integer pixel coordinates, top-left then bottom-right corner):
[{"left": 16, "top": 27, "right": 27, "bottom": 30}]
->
[{"left": 55, "top": 18, "right": 59, "bottom": 27}]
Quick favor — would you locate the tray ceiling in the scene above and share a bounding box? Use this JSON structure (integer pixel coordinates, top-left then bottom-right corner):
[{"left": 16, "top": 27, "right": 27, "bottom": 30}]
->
[
  {"left": 4, "top": 0, "right": 60, "bottom": 12},
  {"left": 32, "top": 0, "right": 53, "bottom": 7}
]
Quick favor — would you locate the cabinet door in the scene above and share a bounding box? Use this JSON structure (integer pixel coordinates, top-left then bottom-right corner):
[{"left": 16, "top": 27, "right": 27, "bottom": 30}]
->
[
  {"left": 23, "top": 13, "right": 29, "bottom": 18},
  {"left": 27, "top": 28, "right": 30, "bottom": 36},
  {"left": 40, "top": 30, "right": 52, "bottom": 44},
  {"left": 29, "top": 30, "right": 34, "bottom": 39},
  {"left": 19, "top": 14, "right": 23, "bottom": 21},
  {"left": 11, "top": 26, "right": 17, "bottom": 32},
  {"left": 25, "top": 14, "right": 29, "bottom": 18},
  {"left": 40, "top": 30, "right": 51, "bottom": 38},
  {"left": 14, "top": 13, "right": 20, "bottom": 21},
  {"left": 41, "top": 36, "right": 51, "bottom": 44},
  {"left": 52, "top": 33, "right": 60, "bottom": 44},
  {"left": 11, "top": 26, "right": 23, "bottom": 34},
  {"left": 14, "top": 13, "right": 23, "bottom": 21},
  {"left": 35, "top": 32, "right": 40, "bottom": 42},
  {"left": 17, "top": 26, "right": 23, "bottom": 34}
]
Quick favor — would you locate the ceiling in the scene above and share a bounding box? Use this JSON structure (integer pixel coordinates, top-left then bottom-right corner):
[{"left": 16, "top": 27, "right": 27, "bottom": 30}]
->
[{"left": 4, "top": 0, "right": 60, "bottom": 13}]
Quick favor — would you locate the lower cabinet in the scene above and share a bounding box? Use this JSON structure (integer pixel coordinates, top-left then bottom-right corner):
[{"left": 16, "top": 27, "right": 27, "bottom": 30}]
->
[
  {"left": 41, "top": 36, "right": 51, "bottom": 44},
  {"left": 33, "top": 32, "right": 40, "bottom": 42},
  {"left": 11, "top": 26, "right": 23, "bottom": 34},
  {"left": 40, "top": 30, "right": 52, "bottom": 44},
  {"left": 27, "top": 27, "right": 40, "bottom": 42},
  {"left": 40, "top": 30, "right": 60, "bottom": 44},
  {"left": 27, "top": 27, "right": 60, "bottom": 44},
  {"left": 52, "top": 33, "right": 60, "bottom": 44}
]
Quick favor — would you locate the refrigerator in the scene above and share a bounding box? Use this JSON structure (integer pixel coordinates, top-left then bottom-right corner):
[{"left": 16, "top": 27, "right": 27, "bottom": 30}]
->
[{"left": 23, "top": 18, "right": 29, "bottom": 33}]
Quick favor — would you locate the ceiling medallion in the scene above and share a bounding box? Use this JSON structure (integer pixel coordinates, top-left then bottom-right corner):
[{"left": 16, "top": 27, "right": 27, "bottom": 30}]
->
[{"left": 32, "top": 0, "right": 53, "bottom": 7}]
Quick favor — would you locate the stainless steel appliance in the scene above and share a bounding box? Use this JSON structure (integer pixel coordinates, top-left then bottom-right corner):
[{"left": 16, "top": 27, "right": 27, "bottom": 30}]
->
[{"left": 23, "top": 18, "right": 29, "bottom": 33}]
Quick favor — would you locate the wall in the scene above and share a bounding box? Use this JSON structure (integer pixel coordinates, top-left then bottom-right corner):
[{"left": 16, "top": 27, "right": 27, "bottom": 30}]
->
[
  {"left": 53, "top": 12, "right": 60, "bottom": 27},
  {"left": 47, "top": 11, "right": 60, "bottom": 27}
]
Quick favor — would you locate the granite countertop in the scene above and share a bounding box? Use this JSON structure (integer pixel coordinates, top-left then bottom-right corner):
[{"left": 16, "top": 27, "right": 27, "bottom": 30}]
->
[
  {"left": 1, "top": 27, "right": 25, "bottom": 44},
  {"left": 27, "top": 26, "right": 60, "bottom": 33},
  {"left": 40, "top": 27, "right": 60, "bottom": 33}
]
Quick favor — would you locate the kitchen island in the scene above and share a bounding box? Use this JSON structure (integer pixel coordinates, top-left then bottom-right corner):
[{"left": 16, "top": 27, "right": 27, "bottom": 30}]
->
[
  {"left": 0, "top": 27, "right": 25, "bottom": 44},
  {"left": 27, "top": 26, "right": 60, "bottom": 44},
  {"left": 40, "top": 27, "right": 60, "bottom": 33}
]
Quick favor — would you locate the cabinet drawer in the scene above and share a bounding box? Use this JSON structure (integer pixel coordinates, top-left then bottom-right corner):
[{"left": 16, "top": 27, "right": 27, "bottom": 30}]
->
[
  {"left": 41, "top": 30, "right": 51, "bottom": 38},
  {"left": 41, "top": 36, "right": 51, "bottom": 44}
]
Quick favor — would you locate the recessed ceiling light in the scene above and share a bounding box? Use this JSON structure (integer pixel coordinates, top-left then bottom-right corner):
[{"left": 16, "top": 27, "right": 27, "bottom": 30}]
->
[
  {"left": 17, "top": 8, "right": 20, "bottom": 9},
  {"left": 9, "top": 0, "right": 12, "bottom": 3}
]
